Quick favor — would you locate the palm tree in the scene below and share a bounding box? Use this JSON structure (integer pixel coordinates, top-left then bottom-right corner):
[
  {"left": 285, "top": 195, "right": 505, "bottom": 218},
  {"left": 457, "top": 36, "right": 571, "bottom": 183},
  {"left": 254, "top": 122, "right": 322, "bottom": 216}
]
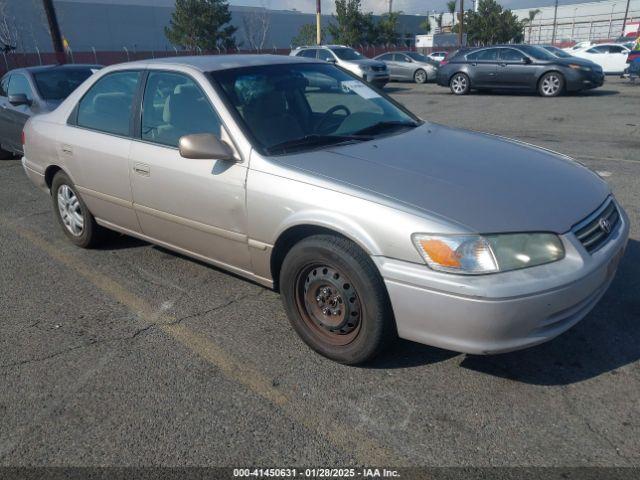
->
[
  {"left": 447, "top": 1, "right": 457, "bottom": 28},
  {"left": 525, "top": 9, "right": 541, "bottom": 43},
  {"left": 436, "top": 13, "right": 444, "bottom": 33}
]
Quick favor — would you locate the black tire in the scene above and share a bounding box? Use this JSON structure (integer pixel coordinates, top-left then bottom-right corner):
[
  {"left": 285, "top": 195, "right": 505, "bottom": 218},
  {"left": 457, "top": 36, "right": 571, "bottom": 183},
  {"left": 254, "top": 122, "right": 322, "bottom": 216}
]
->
[
  {"left": 538, "top": 72, "right": 565, "bottom": 97},
  {"left": 0, "top": 146, "right": 15, "bottom": 160},
  {"left": 51, "top": 171, "right": 103, "bottom": 248},
  {"left": 414, "top": 68, "right": 428, "bottom": 84},
  {"left": 450, "top": 72, "right": 470, "bottom": 95},
  {"left": 280, "top": 234, "right": 396, "bottom": 365}
]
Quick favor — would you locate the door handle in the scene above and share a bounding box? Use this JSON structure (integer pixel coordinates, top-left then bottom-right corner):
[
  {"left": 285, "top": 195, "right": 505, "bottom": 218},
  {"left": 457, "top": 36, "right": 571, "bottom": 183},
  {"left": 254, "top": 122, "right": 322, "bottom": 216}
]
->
[
  {"left": 471, "top": 62, "right": 477, "bottom": 67},
  {"left": 133, "top": 162, "right": 150, "bottom": 176},
  {"left": 499, "top": 63, "right": 507, "bottom": 67},
  {"left": 61, "top": 144, "right": 73, "bottom": 155}
]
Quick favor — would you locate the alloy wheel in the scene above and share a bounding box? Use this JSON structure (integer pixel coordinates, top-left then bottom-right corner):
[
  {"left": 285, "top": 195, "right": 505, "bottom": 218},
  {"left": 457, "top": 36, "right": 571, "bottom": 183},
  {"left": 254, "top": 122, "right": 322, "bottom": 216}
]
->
[
  {"left": 57, "top": 184, "right": 84, "bottom": 236},
  {"left": 541, "top": 74, "right": 561, "bottom": 96},
  {"left": 415, "top": 70, "right": 427, "bottom": 84},
  {"left": 451, "top": 74, "right": 468, "bottom": 94}
]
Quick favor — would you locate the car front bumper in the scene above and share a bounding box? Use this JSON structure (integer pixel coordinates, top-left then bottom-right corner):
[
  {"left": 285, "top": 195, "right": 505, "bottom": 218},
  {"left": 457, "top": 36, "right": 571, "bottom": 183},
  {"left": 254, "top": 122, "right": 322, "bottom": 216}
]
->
[
  {"left": 565, "top": 68, "right": 605, "bottom": 91},
  {"left": 374, "top": 205, "right": 629, "bottom": 355},
  {"left": 363, "top": 72, "right": 390, "bottom": 87}
]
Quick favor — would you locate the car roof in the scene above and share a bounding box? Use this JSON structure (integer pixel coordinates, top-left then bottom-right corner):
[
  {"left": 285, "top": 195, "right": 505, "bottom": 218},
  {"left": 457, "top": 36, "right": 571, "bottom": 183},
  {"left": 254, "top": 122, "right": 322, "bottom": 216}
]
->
[
  {"left": 107, "top": 54, "right": 319, "bottom": 72},
  {"left": 6, "top": 64, "right": 102, "bottom": 75}
]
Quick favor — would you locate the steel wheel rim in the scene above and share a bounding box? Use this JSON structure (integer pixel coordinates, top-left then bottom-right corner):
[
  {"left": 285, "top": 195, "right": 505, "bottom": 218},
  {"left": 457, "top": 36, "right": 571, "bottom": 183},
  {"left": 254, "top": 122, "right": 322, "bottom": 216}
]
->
[
  {"left": 452, "top": 74, "right": 467, "bottom": 93},
  {"left": 415, "top": 70, "right": 427, "bottom": 83},
  {"left": 57, "top": 184, "right": 84, "bottom": 236},
  {"left": 542, "top": 74, "right": 560, "bottom": 95},
  {"left": 295, "top": 264, "right": 362, "bottom": 346}
]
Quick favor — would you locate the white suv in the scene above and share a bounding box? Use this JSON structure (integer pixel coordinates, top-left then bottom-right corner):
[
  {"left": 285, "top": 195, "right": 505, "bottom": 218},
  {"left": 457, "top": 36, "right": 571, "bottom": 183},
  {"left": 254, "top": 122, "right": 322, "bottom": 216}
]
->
[{"left": 290, "top": 45, "right": 390, "bottom": 88}]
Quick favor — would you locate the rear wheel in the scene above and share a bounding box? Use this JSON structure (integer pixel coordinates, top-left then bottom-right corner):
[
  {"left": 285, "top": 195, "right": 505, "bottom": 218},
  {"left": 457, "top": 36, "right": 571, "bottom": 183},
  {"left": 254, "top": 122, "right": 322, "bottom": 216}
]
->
[
  {"left": 51, "top": 171, "right": 103, "bottom": 248},
  {"left": 538, "top": 72, "right": 564, "bottom": 97},
  {"left": 280, "top": 234, "right": 395, "bottom": 365},
  {"left": 450, "top": 73, "right": 470, "bottom": 95},
  {"left": 414, "top": 69, "right": 428, "bottom": 84}
]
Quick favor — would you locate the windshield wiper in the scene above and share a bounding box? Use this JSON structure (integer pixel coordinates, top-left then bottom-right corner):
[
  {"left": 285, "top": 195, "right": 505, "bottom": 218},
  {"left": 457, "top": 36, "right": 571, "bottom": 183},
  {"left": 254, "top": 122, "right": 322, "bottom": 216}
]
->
[
  {"left": 266, "top": 134, "right": 370, "bottom": 155},
  {"left": 352, "top": 120, "right": 419, "bottom": 136}
]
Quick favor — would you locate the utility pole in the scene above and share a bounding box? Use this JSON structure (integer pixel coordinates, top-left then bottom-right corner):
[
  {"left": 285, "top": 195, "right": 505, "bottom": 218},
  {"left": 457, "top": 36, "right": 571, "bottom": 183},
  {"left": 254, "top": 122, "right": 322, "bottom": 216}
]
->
[
  {"left": 389, "top": 0, "right": 393, "bottom": 14},
  {"left": 42, "top": 0, "right": 65, "bottom": 63},
  {"left": 551, "top": 0, "right": 559, "bottom": 44},
  {"left": 621, "top": 0, "right": 631, "bottom": 36},
  {"left": 458, "top": 0, "right": 464, "bottom": 46},
  {"left": 316, "top": 0, "right": 321, "bottom": 45}
]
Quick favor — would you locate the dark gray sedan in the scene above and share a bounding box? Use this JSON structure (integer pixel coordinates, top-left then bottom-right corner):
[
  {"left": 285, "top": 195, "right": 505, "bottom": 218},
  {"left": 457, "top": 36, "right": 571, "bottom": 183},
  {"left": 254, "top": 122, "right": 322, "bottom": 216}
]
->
[
  {"left": 374, "top": 51, "right": 438, "bottom": 84},
  {"left": 0, "top": 64, "right": 100, "bottom": 158},
  {"left": 436, "top": 44, "right": 605, "bottom": 96}
]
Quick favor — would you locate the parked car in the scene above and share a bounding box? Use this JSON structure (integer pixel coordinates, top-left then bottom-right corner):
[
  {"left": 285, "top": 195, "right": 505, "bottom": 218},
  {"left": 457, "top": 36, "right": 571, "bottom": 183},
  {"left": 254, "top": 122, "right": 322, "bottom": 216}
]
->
[
  {"left": 22, "top": 55, "right": 628, "bottom": 364},
  {"left": 571, "top": 43, "right": 631, "bottom": 74},
  {"left": 373, "top": 51, "right": 438, "bottom": 84},
  {"left": 0, "top": 64, "right": 101, "bottom": 159},
  {"left": 437, "top": 44, "right": 605, "bottom": 96},
  {"left": 428, "top": 51, "right": 448, "bottom": 63},
  {"left": 290, "top": 45, "right": 389, "bottom": 88},
  {"left": 563, "top": 41, "right": 595, "bottom": 53},
  {"left": 540, "top": 45, "right": 576, "bottom": 59}
]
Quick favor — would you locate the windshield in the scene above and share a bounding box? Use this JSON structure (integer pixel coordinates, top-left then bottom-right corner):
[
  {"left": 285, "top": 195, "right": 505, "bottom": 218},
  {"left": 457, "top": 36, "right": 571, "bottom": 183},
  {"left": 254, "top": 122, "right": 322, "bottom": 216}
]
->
[
  {"left": 517, "top": 45, "right": 557, "bottom": 61},
  {"left": 331, "top": 48, "right": 364, "bottom": 60},
  {"left": 406, "top": 52, "right": 429, "bottom": 62},
  {"left": 211, "top": 63, "right": 419, "bottom": 155},
  {"left": 33, "top": 68, "right": 96, "bottom": 100},
  {"left": 543, "top": 46, "right": 572, "bottom": 58}
]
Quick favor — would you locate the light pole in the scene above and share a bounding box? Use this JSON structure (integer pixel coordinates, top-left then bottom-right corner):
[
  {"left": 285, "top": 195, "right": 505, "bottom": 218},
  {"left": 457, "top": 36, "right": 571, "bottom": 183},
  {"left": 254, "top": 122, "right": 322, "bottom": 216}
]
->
[
  {"left": 316, "top": 0, "right": 321, "bottom": 45},
  {"left": 458, "top": 0, "right": 464, "bottom": 46},
  {"left": 621, "top": 0, "right": 631, "bottom": 37},
  {"left": 551, "top": 0, "right": 559, "bottom": 44},
  {"left": 608, "top": 4, "right": 616, "bottom": 39},
  {"left": 42, "top": 0, "right": 65, "bottom": 63}
]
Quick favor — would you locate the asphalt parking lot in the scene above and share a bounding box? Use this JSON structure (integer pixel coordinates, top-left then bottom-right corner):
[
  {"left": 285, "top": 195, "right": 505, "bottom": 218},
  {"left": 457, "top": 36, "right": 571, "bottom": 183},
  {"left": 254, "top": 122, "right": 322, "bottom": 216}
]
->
[{"left": 1, "top": 77, "right": 639, "bottom": 467}]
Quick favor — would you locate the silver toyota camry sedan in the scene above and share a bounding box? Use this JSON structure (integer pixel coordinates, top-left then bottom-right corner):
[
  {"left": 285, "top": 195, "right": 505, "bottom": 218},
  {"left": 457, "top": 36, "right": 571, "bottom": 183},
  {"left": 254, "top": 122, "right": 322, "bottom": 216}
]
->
[{"left": 22, "top": 55, "right": 629, "bottom": 364}]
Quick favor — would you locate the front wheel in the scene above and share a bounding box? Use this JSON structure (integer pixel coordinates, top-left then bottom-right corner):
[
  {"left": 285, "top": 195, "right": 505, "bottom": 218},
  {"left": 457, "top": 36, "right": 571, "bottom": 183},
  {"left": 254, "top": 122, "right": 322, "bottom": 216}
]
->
[
  {"left": 414, "top": 69, "right": 428, "bottom": 84},
  {"left": 450, "top": 73, "right": 470, "bottom": 95},
  {"left": 280, "top": 235, "right": 396, "bottom": 365},
  {"left": 51, "top": 171, "right": 103, "bottom": 248},
  {"left": 538, "top": 72, "right": 565, "bottom": 97}
]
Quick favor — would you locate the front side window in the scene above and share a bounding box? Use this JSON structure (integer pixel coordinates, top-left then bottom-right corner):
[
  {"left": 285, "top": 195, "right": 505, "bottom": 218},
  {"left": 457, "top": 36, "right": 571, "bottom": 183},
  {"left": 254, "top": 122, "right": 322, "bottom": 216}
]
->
[
  {"left": 407, "top": 52, "right": 429, "bottom": 62},
  {"left": 212, "top": 63, "right": 418, "bottom": 155},
  {"left": 377, "top": 54, "right": 393, "bottom": 61},
  {"left": 141, "top": 71, "right": 221, "bottom": 148},
  {"left": 33, "top": 68, "right": 95, "bottom": 100},
  {"left": 318, "top": 49, "right": 335, "bottom": 61},
  {"left": 76, "top": 70, "right": 141, "bottom": 136},
  {"left": 395, "top": 54, "right": 410, "bottom": 63},
  {"left": 500, "top": 48, "right": 526, "bottom": 62},
  {"left": 298, "top": 49, "right": 317, "bottom": 59},
  {"left": 8, "top": 74, "right": 34, "bottom": 101}
]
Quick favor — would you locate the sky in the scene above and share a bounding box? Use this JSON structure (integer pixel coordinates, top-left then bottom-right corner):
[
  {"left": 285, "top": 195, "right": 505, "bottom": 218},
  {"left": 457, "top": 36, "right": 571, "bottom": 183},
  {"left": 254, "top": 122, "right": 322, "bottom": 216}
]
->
[{"left": 228, "top": 0, "right": 592, "bottom": 14}]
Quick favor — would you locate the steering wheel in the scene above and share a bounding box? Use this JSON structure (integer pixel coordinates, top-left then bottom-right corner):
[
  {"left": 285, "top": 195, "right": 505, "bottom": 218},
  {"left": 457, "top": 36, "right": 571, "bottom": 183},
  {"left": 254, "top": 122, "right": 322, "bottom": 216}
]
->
[{"left": 315, "top": 105, "right": 351, "bottom": 134}]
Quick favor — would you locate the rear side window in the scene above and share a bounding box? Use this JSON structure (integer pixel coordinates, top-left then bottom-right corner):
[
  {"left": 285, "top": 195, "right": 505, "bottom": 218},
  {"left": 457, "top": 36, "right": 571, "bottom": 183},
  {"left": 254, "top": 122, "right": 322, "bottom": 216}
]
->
[
  {"left": 467, "top": 49, "right": 499, "bottom": 62},
  {"left": 141, "top": 71, "right": 221, "bottom": 148},
  {"left": 318, "top": 49, "right": 334, "bottom": 61},
  {"left": 608, "top": 45, "right": 625, "bottom": 53},
  {"left": 297, "top": 49, "right": 317, "bottom": 58},
  {"left": 33, "top": 68, "right": 94, "bottom": 100},
  {"left": 8, "top": 74, "right": 34, "bottom": 101},
  {"left": 587, "top": 46, "right": 607, "bottom": 54},
  {"left": 76, "top": 71, "right": 141, "bottom": 136}
]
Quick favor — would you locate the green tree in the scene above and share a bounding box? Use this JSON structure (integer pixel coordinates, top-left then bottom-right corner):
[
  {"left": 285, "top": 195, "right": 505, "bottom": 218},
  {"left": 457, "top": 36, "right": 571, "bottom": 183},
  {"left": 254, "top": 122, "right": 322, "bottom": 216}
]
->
[
  {"left": 165, "top": 0, "right": 237, "bottom": 50},
  {"left": 377, "top": 11, "right": 402, "bottom": 44},
  {"left": 419, "top": 17, "right": 432, "bottom": 34},
  {"left": 328, "top": 0, "right": 367, "bottom": 45},
  {"left": 522, "top": 9, "right": 541, "bottom": 43},
  {"left": 292, "top": 23, "right": 324, "bottom": 47},
  {"left": 454, "top": 0, "right": 524, "bottom": 45},
  {"left": 447, "top": 1, "right": 457, "bottom": 28}
]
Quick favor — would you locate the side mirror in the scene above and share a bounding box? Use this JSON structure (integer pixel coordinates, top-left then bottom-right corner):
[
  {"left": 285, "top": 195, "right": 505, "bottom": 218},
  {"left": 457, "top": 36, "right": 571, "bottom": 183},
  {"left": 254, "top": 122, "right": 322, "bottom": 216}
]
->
[
  {"left": 326, "top": 58, "right": 337, "bottom": 64},
  {"left": 179, "top": 133, "right": 236, "bottom": 161},
  {"left": 8, "top": 93, "right": 31, "bottom": 106},
  {"left": 522, "top": 57, "right": 532, "bottom": 64}
]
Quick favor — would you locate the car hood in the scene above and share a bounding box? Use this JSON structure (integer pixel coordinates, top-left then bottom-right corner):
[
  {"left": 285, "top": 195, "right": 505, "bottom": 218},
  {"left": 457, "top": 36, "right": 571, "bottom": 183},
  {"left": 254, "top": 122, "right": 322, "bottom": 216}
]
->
[
  {"left": 276, "top": 124, "right": 610, "bottom": 233},
  {"left": 555, "top": 56, "right": 602, "bottom": 69}
]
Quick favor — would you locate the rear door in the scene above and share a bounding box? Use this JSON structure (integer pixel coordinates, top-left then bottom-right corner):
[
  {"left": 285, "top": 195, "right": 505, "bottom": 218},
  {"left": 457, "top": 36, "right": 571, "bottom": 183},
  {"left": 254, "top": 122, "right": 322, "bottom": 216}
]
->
[
  {"left": 64, "top": 70, "right": 143, "bottom": 232},
  {"left": 466, "top": 48, "right": 499, "bottom": 87},
  {"left": 0, "top": 74, "right": 11, "bottom": 150},
  {"left": 606, "top": 45, "right": 630, "bottom": 72}
]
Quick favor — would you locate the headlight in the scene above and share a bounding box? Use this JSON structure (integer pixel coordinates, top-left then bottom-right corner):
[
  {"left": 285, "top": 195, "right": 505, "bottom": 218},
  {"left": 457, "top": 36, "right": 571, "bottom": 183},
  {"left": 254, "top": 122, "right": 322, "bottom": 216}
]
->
[
  {"left": 569, "top": 64, "right": 591, "bottom": 72},
  {"left": 412, "top": 233, "right": 565, "bottom": 275},
  {"left": 359, "top": 65, "right": 371, "bottom": 72}
]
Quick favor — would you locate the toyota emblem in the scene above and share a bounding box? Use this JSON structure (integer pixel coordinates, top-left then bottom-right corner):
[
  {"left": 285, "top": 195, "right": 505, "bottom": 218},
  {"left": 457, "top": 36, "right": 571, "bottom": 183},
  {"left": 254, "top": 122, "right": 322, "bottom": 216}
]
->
[{"left": 599, "top": 218, "right": 612, "bottom": 234}]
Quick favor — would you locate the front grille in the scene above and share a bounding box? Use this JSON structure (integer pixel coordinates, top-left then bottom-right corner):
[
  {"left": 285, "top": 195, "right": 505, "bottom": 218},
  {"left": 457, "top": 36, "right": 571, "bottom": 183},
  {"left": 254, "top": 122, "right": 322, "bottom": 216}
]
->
[
  {"left": 372, "top": 66, "right": 386, "bottom": 72},
  {"left": 574, "top": 199, "right": 619, "bottom": 253}
]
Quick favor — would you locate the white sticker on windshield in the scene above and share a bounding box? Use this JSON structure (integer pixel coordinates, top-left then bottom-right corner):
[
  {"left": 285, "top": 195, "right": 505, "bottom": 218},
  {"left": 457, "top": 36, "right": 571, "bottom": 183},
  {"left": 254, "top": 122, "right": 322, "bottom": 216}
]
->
[{"left": 341, "top": 80, "right": 380, "bottom": 99}]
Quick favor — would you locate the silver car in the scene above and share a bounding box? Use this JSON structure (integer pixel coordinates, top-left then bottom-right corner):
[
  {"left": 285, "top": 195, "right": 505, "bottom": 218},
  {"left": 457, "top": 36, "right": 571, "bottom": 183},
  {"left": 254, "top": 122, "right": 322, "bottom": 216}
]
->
[
  {"left": 374, "top": 51, "right": 438, "bottom": 84},
  {"left": 290, "top": 45, "right": 389, "bottom": 88},
  {"left": 22, "top": 55, "right": 629, "bottom": 364}
]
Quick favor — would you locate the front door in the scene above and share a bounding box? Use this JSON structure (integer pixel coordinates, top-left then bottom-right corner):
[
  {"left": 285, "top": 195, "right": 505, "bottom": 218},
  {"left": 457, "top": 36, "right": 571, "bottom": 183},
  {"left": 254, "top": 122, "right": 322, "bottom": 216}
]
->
[
  {"left": 129, "top": 70, "right": 251, "bottom": 271},
  {"left": 467, "top": 48, "right": 500, "bottom": 87},
  {"left": 497, "top": 48, "right": 535, "bottom": 88},
  {"left": 395, "top": 54, "right": 415, "bottom": 81},
  {"left": 2, "top": 73, "right": 35, "bottom": 152}
]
